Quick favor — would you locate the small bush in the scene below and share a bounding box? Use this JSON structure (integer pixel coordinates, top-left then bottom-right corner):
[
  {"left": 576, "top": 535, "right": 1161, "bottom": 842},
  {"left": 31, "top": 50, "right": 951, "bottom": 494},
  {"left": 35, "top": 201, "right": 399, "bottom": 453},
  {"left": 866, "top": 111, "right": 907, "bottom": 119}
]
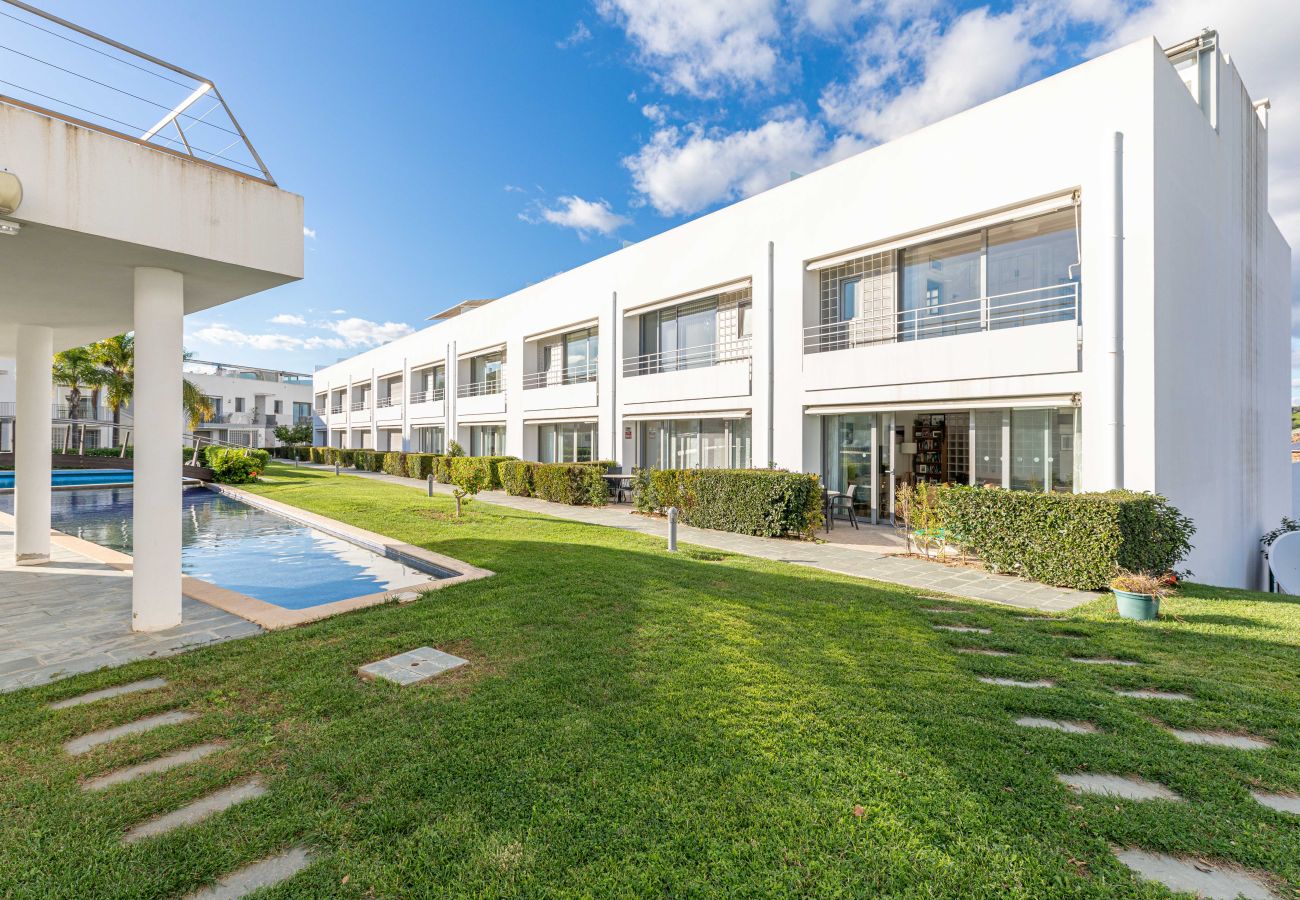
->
[
  {"left": 449, "top": 455, "right": 513, "bottom": 491},
  {"left": 532, "top": 463, "right": 609, "bottom": 506},
  {"left": 499, "top": 460, "right": 535, "bottom": 497},
  {"left": 382, "top": 452, "right": 408, "bottom": 477},
  {"left": 407, "top": 454, "right": 437, "bottom": 479},
  {"left": 934, "top": 485, "right": 1195, "bottom": 590},
  {"left": 641, "top": 468, "right": 823, "bottom": 539},
  {"left": 203, "top": 446, "right": 265, "bottom": 484}
]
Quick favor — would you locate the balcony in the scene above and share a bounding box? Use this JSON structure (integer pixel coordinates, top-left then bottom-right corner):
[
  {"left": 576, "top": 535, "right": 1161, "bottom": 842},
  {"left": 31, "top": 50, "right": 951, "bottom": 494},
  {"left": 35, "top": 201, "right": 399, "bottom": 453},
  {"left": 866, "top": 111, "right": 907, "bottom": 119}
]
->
[
  {"left": 375, "top": 394, "right": 402, "bottom": 423},
  {"left": 621, "top": 339, "right": 752, "bottom": 407},
  {"left": 329, "top": 404, "right": 344, "bottom": 416},
  {"left": 802, "top": 284, "right": 1081, "bottom": 392},
  {"left": 521, "top": 362, "right": 599, "bottom": 413},
  {"left": 409, "top": 387, "right": 445, "bottom": 405},
  {"left": 350, "top": 400, "right": 370, "bottom": 412},
  {"left": 803, "top": 284, "right": 1079, "bottom": 353},
  {"left": 457, "top": 378, "right": 506, "bottom": 417},
  {"left": 522, "top": 361, "right": 599, "bottom": 390}
]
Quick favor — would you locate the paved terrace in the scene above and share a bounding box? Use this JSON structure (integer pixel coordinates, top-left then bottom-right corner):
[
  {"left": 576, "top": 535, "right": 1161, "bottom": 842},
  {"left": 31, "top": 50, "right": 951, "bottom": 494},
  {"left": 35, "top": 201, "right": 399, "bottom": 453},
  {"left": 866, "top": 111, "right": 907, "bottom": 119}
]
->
[
  {"left": 297, "top": 464, "right": 1098, "bottom": 612},
  {"left": 0, "top": 516, "right": 261, "bottom": 693}
]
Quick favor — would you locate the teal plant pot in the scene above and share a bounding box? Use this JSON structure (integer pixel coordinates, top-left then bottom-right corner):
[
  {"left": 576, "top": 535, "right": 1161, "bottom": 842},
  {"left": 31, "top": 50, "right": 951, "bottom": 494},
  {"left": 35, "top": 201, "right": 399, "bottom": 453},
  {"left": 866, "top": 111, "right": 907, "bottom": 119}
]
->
[{"left": 1113, "top": 589, "right": 1159, "bottom": 621}]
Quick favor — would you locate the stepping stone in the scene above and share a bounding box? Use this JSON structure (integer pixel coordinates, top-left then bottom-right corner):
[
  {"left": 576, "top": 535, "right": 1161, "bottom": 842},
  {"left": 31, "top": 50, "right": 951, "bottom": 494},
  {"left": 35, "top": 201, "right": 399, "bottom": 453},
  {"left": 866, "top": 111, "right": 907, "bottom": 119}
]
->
[
  {"left": 83, "top": 743, "right": 225, "bottom": 792},
  {"left": 1251, "top": 791, "right": 1300, "bottom": 815},
  {"left": 185, "top": 846, "right": 313, "bottom": 899},
  {"left": 1113, "top": 848, "right": 1279, "bottom": 900},
  {"left": 1070, "top": 657, "right": 1141, "bottom": 666},
  {"left": 1015, "top": 717, "right": 1096, "bottom": 734},
  {"left": 955, "top": 648, "right": 1013, "bottom": 657},
  {"left": 979, "top": 677, "right": 1054, "bottom": 689},
  {"left": 1167, "top": 729, "right": 1272, "bottom": 751},
  {"left": 64, "top": 711, "right": 197, "bottom": 756},
  {"left": 359, "top": 646, "right": 468, "bottom": 685},
  {"left": 933, "top": 625, "right": 991, "bottom": 634},
  {"left": 394, "top": 591, "right": 420, "bottom": 604},
  {"left": 1057, "top": 773, "right": 1182, "bottom": 801},
  {"left": 49, "top": 677, "right": 168, "bottom": 710},
  {"left": 923, "top": 608, "right": 960, "bottom": 614},
  {"left": 1115, "top": 689, "right": 1192, "bottom": 702},
  {"left": 124, "top": 778, "right": 266, "bottom": 843}
]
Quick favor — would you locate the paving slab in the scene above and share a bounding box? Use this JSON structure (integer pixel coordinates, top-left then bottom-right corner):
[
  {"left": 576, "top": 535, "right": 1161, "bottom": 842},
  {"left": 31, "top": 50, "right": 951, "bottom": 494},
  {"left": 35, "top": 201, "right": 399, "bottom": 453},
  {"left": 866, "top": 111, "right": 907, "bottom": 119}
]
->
[
  {"left": 1070, "top": 657, "right": 1141, "bottom": 666},
  {"left": 1251, "top": 792, "right": 1300, "bottom": 815},
  {"left": 1114, "top": 689, "right": 1192, "bottom": 702},
  {"left": 1057, "top": 773, "right": 1182, "bottom": 801},
  {"left": 49, "top": 677, "right": 168, "bottom": 710},
  {"left": 84, "top": 743, "right": 225, "bottom": 792},
  {"left": 979, "top": 677, "right": 1054, "bottom": 688},
  {"left": 1167, "top": 729, "right": 1272, "bottom": 751},
  {"left": 1112, "top": 848, "right": 1280, "bottom": 900},
  {"left": 955, "top": 648, "right": 1014, "bottom": 657},
  {"left": 1015, "top": 717, "right": 1096, "bottom": 734},
  {"left": 185, "top": 847, "right": 313, "bottom": 899},
  {"left": 933, "top": 625, "right": 991, "bottom": 634},
  {"left": 124, "top": 779, "right": 266, "bottom": 843},
  {"left": 64, "top": 710, "right": 196, "bottom": 756},
  {"left": 359, "top": 646, "right": 468, "bottom": 685}
]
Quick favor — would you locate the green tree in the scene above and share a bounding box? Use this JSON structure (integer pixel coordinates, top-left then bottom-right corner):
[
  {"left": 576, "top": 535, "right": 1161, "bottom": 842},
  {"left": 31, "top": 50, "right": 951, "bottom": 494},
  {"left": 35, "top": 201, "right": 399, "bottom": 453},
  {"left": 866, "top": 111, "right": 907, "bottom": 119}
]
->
[
  {"left": 51, "top": 347, "right": 102, "bottom": 421},
  {"left": 89, "top": 333, "right": 133, "bottom": 446},
  {"left": 273, "top": 422, "right": 313, "bottom": 460}
]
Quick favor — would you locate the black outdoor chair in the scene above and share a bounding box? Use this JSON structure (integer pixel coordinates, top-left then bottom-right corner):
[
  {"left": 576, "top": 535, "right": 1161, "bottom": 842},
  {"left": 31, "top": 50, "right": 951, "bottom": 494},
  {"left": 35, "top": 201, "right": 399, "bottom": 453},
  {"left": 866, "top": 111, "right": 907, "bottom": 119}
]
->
[{"left": 823, "top": 488, "right": 859, "bottom": 531}]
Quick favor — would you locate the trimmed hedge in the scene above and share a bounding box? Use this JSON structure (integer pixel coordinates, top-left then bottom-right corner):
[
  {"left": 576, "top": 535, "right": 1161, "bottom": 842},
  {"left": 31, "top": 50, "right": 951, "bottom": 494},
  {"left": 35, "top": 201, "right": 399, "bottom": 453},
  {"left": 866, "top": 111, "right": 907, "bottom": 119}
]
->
[
  {"left": 449, "top": 455, "right": 514, "bottom": 491},
  {"left": 499, "top": 460, "right": 534, "bottom": 497},
  {"left": 382, "top": 451, "right": 408, "bottom": 477},
  {"left": 637, "top": 468, "right": 823, "bottom": 539},
  {"left": 406, "top": 453, "right": 438, "bottom": 479},
  {"left": 500, "top": 460, "right": 615, "bottom": 505},
  {"left": 933, "top": 485, "right": 1195, "bottom": 590}
]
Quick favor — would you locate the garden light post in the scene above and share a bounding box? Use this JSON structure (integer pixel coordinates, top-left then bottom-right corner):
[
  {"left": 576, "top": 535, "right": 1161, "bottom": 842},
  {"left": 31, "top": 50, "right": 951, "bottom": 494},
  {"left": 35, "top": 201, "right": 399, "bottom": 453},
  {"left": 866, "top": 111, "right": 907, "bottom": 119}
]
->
[
  {"left": 667, "top": 507, "right": 678, "bottom": 553},
  {"left": 427, "top": 473, "right": 434, "bottom": 497}
]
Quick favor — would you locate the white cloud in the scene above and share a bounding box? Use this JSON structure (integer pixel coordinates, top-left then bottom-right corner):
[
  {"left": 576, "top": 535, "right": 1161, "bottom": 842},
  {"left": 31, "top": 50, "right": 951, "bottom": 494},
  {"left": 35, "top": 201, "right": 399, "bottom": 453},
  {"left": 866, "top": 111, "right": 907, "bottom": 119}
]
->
[
  {"left": 596, "top": 0, "right": 782, "bottom": 97},
  {"left": 329, "top": 308, "right": 347, "bottom": 315},
  {"left": 526, "top": 195, "right": 631, "bottom": 238},
  {"left": 641, "top": 103, "right": 668, "bottom": 125},
  {"left": 503, "top": 184, "right": 528, "bottom": 193},
  {"left": 189, "top": 316, "right": 413, "bottom": 353},
  {"left": 624, "top": 118, "right": 861, "bottom": 216},
  {"left": 324, "top": 317, "right": 414, "bottom": 347},
  {"left": 269, "top": 313, "right": 306, "bottom": 326},
  {"left": 303, "top": 226, "right": 317, "bottom": 239},
  {"left": 557, "top": 21, "right": 593, "bottom": 49}
]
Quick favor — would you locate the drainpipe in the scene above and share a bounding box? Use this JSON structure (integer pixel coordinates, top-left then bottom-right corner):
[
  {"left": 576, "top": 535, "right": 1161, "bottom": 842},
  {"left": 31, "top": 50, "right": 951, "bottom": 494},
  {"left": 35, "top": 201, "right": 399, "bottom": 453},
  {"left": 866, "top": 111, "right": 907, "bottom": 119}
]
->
[
  {"left": 766, "top": 241, "right": 775, "bottom": 468},
  {"left": 1104, "top": 131, "right": 1125, "bottom": 490},
  {"left": 446, "top": 341, "right": 456, "bottom": 448},
  {"left": 610, "top": 291, "right": 619, "bottom": 469}
]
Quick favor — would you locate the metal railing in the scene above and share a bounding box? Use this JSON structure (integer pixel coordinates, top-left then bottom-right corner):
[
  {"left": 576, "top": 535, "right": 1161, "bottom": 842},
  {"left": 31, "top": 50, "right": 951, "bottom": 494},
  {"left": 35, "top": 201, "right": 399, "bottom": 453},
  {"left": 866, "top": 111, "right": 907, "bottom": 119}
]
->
[
  {"left": 803, "top": 283, "right": 1080, "bottom": 353},
  {"left": 350, "top": 399, "right": 370, "bottom": 412},
  {"left": 523, "top": 361, "right": 599, "bottom": 390},
  {"left": 52, "top": 404, "right": 113, "bottom": 421},
  {"left": 408, "top": 388, "right": 445, "bottom": 405},
  {"left": 623, "top": 338, "right": 752, "bottom": 377},
  {"left": 457, "top": 378, "right": 503, "bottom": 398},
  {"left": 0, "top": 401, "right": 14, "bottom": 418},
  {"left": 375, "top": 395, "right": 401, "bottom": 409},
  {"left": 329, "top": 404, "right": 344, "bottom": 415},
  {"left": 0, "top": 0, "right": 276, "bottom": 184}
]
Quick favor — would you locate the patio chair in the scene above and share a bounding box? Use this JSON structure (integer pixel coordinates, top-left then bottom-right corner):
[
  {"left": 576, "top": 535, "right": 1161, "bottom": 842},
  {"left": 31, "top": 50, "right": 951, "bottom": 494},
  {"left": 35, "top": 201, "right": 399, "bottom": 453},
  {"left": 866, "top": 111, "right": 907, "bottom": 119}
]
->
[{"left": 823, "top": 488, "right": 858, "bottom": 531}]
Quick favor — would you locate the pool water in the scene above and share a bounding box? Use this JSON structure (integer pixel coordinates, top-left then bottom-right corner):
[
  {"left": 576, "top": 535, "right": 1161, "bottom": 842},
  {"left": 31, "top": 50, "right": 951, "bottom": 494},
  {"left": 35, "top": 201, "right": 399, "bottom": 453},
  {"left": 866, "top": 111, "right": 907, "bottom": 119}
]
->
[
  {"left": 0, "top": 487, "right": 451, "bottom": 609},
  {"left": 0, "top": 469, "right": 134, "bottom": 489}
]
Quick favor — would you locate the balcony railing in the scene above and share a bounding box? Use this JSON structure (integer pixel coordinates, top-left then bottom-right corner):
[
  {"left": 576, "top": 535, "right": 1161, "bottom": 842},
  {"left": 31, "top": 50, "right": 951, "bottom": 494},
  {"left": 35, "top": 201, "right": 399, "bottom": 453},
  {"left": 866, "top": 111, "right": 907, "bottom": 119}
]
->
[
  {"left": 0, "top": 402, "right": 14, "bottom": 418},
  {"left": 350, "top": 399, "right": 370, "bottom": 412},
  {"left": 623, "top": 338, "right": 752, "bottom": 378},
  {"left": 376, "top": 395, "right": 401, "bottom": 409},
  {"left": 329, "top": 404, "right": 344, "bottom": 415},
  {"left": 804, "top": 283, "right": 1079, "bottom": 354},
  {"left": 408, "top": 387, "right": 446, "bottom": 404},
  {"left": 523, "top": 361, "right": 599, "bottom": 390},
  {"left": 457, "top": 378, "right": 503, "bottom": 398}
]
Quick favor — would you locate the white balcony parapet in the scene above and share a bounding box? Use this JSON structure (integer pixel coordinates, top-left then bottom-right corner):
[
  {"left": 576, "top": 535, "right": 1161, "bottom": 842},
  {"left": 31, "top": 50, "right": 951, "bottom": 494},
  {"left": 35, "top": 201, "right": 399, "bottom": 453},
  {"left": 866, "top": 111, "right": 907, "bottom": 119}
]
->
[
  {"left": 803, "top": 283, "right": 1079, "bottom": 354},
  {"left": 375, "top": 395, "right": 401, "bottom": 409},
  {"left": 623, "top": 338, "right": 751, "bottom": 378},
  {"left": 457, "top": 379, "right": 502, "bottom": 398},
  {"left": 522, "top": 360, "right": 599, "bottom": 390}
]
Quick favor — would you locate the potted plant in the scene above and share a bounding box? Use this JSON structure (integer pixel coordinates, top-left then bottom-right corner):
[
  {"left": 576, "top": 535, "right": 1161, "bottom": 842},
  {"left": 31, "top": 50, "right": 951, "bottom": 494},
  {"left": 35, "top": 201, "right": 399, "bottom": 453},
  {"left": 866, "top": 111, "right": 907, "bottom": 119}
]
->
[{"left": 1110, "top": 570, "right": 1174, "bottom": 621}]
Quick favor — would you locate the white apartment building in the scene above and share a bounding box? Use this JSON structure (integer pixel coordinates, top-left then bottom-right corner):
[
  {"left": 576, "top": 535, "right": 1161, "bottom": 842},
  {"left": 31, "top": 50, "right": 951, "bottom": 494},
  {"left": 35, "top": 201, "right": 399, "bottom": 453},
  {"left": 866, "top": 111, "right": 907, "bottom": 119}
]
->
[
  {"left": 181, "top": 359, "right": 314, "bottom": 448},
  {"left": 313, "top": 33, "right": 1291, "bottom": 590}
]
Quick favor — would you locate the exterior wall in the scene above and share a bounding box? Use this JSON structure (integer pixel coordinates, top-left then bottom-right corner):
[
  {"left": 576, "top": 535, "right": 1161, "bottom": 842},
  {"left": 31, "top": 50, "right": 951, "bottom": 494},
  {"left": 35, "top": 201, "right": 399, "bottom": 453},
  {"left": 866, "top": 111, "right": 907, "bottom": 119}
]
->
[
  {"left": 174, "top": 369, "right": 313, "bottom": 448},
  {"left": 313, "top": 36, "right": 1289, "bottom": 589}
]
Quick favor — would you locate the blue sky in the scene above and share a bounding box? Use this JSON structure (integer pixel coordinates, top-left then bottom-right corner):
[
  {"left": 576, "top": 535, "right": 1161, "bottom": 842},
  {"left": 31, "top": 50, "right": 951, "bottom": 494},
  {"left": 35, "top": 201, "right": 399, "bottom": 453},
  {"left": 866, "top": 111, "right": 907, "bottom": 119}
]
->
[{"left": 19, "top": 0, "right": 1300, "bottom": 387}]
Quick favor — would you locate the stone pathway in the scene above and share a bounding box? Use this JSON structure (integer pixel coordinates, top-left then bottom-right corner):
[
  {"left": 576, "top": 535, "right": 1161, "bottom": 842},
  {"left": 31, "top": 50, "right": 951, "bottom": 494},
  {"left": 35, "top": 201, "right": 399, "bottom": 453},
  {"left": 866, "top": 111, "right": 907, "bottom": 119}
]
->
[
  {"left": 296, "top": 464, "right": 1097, "bottom": 612},
  {"left": 1058, "top": 774, "right": 1182, "bottom": 802},
  {"left": 1113, "top": 849, "right": 1279, "bottom": 900},
  {"left": 1166, "top": 729, "right": 1272, "bottom": 751},
  {"left": 186, "top": 848, "right": 314, "bottom": 900},
  {"left": 64, "top": 710, "right": 196, "bottom": 756},
  {"left": 1114, "top": 689, "right": 1192, "bottom": 701},
  {"left": 0, "top": 521, "right": 261, "bottom": 693},
  {"left": 84, "top": 743, "right": 226, "bottom": 792},
  {"left": 1015, "top": 717, "right": 1097, "bottom": 734},
  {"left": 123, "top": 779, "right": 266, "bottom": 843}
]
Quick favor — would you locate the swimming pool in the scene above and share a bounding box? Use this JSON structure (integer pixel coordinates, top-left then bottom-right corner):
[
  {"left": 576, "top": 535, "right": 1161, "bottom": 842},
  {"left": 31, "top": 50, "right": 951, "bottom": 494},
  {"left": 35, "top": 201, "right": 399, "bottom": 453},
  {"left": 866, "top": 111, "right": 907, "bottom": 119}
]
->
[
  {"left": 0, "top": 468, "right": 134, "bottom": 489},
  {"left": 0, "top": 486, "right": 453, "bottom": 609}
]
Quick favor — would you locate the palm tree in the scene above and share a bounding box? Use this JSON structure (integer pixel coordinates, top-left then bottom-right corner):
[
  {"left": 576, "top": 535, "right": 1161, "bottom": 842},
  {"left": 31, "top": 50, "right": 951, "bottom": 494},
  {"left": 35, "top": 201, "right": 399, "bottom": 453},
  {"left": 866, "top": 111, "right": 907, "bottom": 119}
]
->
[
  {"left": 90, "top": 334, "right": 133, "bottom": 447},
  {"left": 182, "top": 379, "right": 214, "bottom": 431},
  {"left": 51, "top": 347, "right": 102, "bottom": 421}
]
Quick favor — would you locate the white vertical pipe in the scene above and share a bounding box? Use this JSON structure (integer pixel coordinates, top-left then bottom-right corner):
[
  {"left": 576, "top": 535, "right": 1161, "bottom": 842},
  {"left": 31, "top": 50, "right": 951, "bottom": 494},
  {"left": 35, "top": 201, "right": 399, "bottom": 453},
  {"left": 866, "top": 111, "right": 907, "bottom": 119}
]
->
[
  {"left": 1103, "top": 130, "right": 1126, "bottom": 489},
  {"left": 609, "top": 291, "right": 619, "bottom": 468},
  {"left": 870, "top": 414, "right": 879, "bottom": 525},
  {"left": 14, "top": 324, "right": 53, "bottom": 565},
  {"left": 132, "top": 267, "right": 184, "bottom": 631},
  {"left": 766, "top": 240, "right": 775, "bottom": 468}
]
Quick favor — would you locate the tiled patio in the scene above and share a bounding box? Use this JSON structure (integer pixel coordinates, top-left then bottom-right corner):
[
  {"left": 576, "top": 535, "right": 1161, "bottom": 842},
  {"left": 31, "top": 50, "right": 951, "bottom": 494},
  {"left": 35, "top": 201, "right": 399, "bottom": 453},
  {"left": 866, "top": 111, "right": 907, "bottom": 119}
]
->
[
  {"left": 300, "top": 465, "right": 1098, "bottom": 612},
  {"left": 0, "top": 518, "right": 261, "bottom": 693}
]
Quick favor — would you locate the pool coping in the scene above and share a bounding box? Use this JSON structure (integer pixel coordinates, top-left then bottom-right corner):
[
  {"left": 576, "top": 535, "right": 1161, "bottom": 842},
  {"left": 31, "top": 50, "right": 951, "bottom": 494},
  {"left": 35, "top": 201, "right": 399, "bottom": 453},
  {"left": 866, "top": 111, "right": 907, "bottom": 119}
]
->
[{"left": 0, "top": 487, "right": 493, "bottom": 631}]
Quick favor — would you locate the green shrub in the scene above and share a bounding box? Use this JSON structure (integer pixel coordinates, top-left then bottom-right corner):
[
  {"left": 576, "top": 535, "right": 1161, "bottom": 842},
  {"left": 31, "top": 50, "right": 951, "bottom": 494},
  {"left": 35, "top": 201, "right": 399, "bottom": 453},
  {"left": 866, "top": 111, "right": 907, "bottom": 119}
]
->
[
  {"left": 406, "top": 454, "right": 437, "bottom": 479},
  {"left": 532, "top": 463, "right": 609, "bottom": 506},
  {"left": 933, "top": 485, "right": 1195, "bottom": 590},
  {"left": 641, "top": 468, "right": 823, "bottom": 539},
  {"left": 499, "top": 460, "right": 535, "bottom": 496},
  {"left": 381, "top": 451, "right": 408, "bottom": 477},
  {"left": 202, "top": 446, "right": 265, "bottom": 484},
  {"left": 432, "top": 454, "right": 454, "bottom": 484},
  {"left": 449, "top": 455, "right": 513, "bottom": 491}
]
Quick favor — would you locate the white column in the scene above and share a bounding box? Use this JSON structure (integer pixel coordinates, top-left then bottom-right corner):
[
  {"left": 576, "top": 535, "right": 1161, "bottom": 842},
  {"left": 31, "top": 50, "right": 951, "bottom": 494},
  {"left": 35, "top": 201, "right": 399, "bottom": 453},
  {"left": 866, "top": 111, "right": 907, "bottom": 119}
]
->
[
  {"left": 14, "top": 324, "right": 53, "bottom": 565},
  {"left": 132, "top": 267, "right": 184, "bottom": 631}
]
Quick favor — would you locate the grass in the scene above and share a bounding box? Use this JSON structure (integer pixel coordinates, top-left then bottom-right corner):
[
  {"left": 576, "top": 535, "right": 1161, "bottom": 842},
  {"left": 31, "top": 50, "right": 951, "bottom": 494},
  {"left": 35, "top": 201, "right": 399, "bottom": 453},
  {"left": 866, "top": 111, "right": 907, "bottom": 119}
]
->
[{"left": 1, "top": 462, "right": 1299, "bottom": 897}]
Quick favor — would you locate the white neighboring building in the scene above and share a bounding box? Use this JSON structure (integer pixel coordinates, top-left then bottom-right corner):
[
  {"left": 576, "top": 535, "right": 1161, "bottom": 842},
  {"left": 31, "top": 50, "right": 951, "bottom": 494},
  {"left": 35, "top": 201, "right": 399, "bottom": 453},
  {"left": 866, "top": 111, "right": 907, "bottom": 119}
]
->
[
  {"left": 179, "top": 359, "right": 314, "bottom": 448},
  {"left": 0, "top": 359, "right": 13, "bottom": 453},
  {"left": 313, "top": 32, "right": 1291, "bottom": 590}
]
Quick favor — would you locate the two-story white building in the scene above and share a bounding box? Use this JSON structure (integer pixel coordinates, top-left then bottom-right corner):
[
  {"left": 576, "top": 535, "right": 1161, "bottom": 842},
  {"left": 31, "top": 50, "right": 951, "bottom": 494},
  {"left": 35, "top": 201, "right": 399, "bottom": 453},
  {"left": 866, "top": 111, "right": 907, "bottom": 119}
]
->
[
  {"left": 313, "top": 32, "right": 1291, "bottom": 590},
  {"left": 182, "top": 359, "right": 314, "bottom": 448}
]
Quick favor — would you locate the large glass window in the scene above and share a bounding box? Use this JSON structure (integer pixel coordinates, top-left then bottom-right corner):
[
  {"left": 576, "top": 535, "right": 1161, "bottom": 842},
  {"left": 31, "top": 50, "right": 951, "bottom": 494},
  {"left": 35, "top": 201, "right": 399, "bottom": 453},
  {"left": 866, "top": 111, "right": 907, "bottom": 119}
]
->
[
  {"left": 1010, "top": 409, "right": 1051, "bottom": 492},
  {"left": 638, "top": 418, "right": 751, "bottom": 469},
  {"left": 900, "top": 232, "right": 983, "bottom": 341},
  {"left": 470, "top": 353, "right": 503, "bottom": 393},
  {"left": 972, "top": 410, "right": 1004, "bottom": 486},
  {"left": 469, "top": 424, "right": 505, "bottom": 456},
  {"left": 1051, "top": 408, "right": 1077, "bottom": 493},
  {"left": 539, "top": 421, "right": 597, "bottom": 463},
  {"left": 822, "top": 414, "right": 874, "bottom": 510},
  {"left": 986, "top": 209, "right": 1079, "bottom": 329},
  {"left": 412, "top": 425, "right": 444, "bottom": 453}
]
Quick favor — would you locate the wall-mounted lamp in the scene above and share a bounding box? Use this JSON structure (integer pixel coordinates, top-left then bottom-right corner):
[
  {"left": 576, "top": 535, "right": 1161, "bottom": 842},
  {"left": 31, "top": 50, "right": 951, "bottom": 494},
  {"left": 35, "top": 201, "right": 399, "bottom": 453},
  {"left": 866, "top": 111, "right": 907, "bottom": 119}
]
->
[{"left": 0, "top": 170, "right": 21, "bottom": 216}]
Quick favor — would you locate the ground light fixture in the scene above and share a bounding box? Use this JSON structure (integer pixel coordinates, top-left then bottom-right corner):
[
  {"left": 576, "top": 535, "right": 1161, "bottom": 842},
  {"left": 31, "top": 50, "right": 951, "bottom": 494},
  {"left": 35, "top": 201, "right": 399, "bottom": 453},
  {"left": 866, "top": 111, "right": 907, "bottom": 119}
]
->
[
  {"left": 0, "top": 220, "right": 20, "bottom": 237},
  {"left": 0, "top": 170, "right": 21, "bottom": 216}
]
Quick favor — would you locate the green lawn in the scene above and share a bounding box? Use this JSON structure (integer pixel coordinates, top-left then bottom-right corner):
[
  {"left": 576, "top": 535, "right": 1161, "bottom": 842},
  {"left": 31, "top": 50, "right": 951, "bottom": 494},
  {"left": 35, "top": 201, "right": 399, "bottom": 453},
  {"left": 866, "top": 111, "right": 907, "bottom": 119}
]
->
[{"left": 2, "top": 462, "right": 1298, "bottom": 897}]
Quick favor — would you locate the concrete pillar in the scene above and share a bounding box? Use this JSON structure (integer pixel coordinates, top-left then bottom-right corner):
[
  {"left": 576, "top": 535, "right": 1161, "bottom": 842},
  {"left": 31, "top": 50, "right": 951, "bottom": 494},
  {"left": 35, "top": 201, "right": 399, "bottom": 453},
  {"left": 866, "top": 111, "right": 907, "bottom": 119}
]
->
[
  {"left": 14, "top": 324, "right": 53, "bottom": 565},
  {"left": 132, "top": 267, "right": 184, "bottom": 632}
]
